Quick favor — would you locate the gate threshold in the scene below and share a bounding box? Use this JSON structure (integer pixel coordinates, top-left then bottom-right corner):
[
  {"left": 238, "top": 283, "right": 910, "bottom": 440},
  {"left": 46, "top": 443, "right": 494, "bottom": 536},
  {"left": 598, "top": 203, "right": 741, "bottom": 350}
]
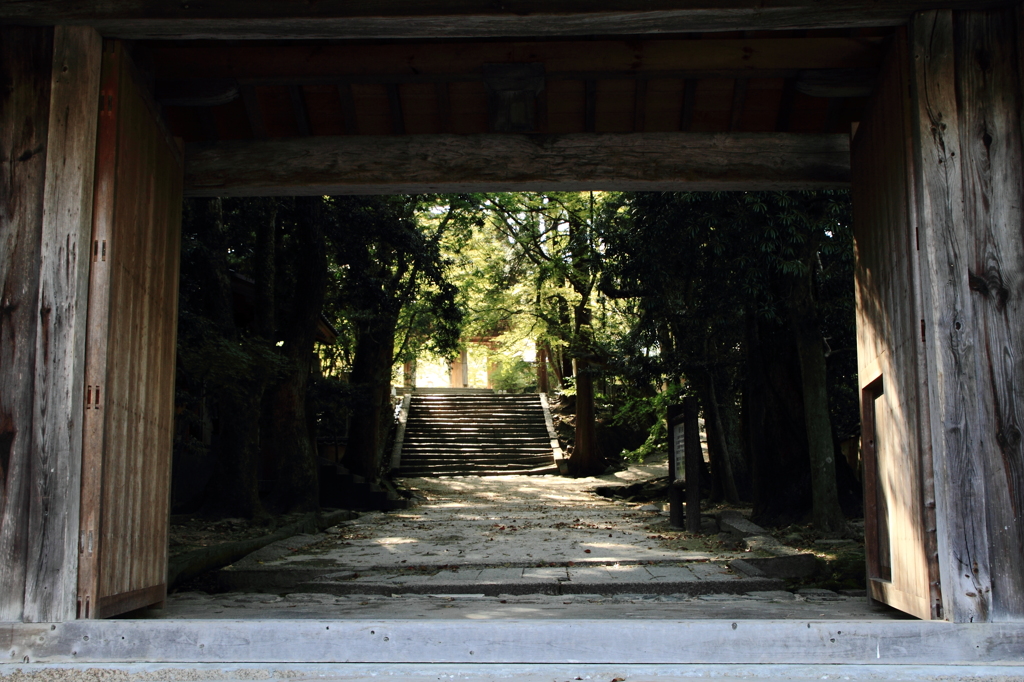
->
[{"left": 4, "top": 618, "right": 1023, "bottom": 666}]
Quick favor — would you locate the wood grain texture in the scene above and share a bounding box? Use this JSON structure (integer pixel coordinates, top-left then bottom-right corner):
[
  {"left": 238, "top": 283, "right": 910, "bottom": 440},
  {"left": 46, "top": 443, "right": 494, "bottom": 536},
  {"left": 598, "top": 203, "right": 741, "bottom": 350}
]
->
[
  {"left": 0, "top": 1, "right": 1010, "bottom": 40},
  {"left": 909, "top": 10, "right": 992, "bottom": 623},
  {"left": 954, "top": 8, "right": 1024, "bottom": 621},
  {"left": 8, "top": 618, "right": 1024, "bottom": 665},
  {"left": 147, "top": 38, "right": 885, "bottom": 81},
  {"left": 22, "top": 26, "right": 103, "bottom": 624},
  {"left": 851, "top": 29, "right": 939, "bottom": 620},
  {"left": 183, "top": 132, "right": 850, "bottom": 196},
  {"left": 0, "top": 25, "right": 52, "bottom": 624},
  {"left": 78, "top": 41, "right": 183, "bottom": 620}
]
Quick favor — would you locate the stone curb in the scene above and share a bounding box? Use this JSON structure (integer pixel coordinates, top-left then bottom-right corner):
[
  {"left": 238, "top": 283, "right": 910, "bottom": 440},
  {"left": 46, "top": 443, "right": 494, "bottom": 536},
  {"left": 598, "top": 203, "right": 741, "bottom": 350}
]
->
[
  {"left": 285, "top": 574, "right": 784, "bottom": 597},
  {"left": 171, "top": 509, "right": 357, "bottom": 590}
]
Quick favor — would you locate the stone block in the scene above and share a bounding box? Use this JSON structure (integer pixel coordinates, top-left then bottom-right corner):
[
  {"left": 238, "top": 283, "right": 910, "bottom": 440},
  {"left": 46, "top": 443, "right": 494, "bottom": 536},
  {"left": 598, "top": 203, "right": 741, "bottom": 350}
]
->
[
  {"left": 729, "top": 553, "right": 819, "bottom": 579},
  {"left": 718, "top": 514, "right": 766, "bottom": 539}
]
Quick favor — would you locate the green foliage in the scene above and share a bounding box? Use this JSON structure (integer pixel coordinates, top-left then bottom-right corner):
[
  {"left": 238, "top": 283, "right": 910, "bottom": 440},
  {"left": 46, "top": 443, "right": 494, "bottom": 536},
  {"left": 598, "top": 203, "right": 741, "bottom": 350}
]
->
[
  {"left": 322, "top": 195, "right": 472, "bottom": 373},
  {"left": 601, "top": 190, "right": 857, "bottom": 442},
  {"left": 611, "top": 383, "right": 683, "bottom": 463},
  {"left": 307, "top": 374, "right": 355, "bottom": 442},
  {"left": 490, "top": 358, "right": 537, "bottom": 393}
]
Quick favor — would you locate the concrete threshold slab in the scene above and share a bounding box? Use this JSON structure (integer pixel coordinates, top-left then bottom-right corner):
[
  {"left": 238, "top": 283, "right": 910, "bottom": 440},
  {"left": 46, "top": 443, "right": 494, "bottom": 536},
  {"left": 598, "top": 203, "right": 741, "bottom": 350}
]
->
[
  {"left": 5, "top": 619, "right": 1024, "bottom": 665},
  {"left": 4, "top": 663, "right": 1024, "bottom": 682}
]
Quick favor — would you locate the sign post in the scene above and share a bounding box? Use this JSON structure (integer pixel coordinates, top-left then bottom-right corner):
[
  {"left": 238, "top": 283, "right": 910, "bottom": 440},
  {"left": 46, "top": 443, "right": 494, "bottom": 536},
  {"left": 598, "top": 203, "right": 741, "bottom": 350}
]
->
[{"left": 667, "top": 403, "right": 686, "bottom": 528}]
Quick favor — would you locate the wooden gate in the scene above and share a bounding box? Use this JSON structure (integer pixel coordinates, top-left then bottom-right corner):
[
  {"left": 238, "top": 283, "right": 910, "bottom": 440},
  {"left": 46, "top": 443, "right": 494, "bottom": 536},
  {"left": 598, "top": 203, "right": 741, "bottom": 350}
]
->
[
  {"left": 850, "top": 31, "right": 941, "bottom": 621},
  {"left": 77, "top": 41, "right": 183, "bottom": 619}
]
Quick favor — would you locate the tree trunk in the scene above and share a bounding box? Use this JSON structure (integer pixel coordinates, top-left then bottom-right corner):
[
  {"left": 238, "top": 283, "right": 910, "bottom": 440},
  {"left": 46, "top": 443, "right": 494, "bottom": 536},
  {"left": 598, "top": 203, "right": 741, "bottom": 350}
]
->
[
  {"left": 704, "top": 374, "right": 740, "bottom": 504},
  {"left": 569, "top": 358, "right": 601, "bottom": 476},
  {"left": 345, "top": 318, "right": 397, "bottom": 481},
  {"left": 790, "top": 294, "right": 847, "bottom": 534},
  {"left": 746, "top": 313, "right": 813, "bottom": 526},
  {"left": 543, "top": 342, "right": 564, "bottom": 388},
  {"left": 265, "top": 196, "right": 328, "bottom": 513},
  {"left": 536, "top": 343, "right": 549, "bottom": 393},
  {"left": 194, "top": 198, "right": 268, "bottom": 520}
]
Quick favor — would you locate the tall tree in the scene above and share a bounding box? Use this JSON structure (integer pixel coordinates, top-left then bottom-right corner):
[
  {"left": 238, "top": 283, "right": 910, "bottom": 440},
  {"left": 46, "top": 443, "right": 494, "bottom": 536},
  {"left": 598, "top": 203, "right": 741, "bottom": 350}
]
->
[
  {"left": 481, "top": 192, "right": 623, "bottom": 476},
  {"left": 603, "top": 191, "right": 855, "bottom": 531},
  {"left": 326, "top": 195, "right": 465, "bottom": 481},
  {"left": 262, "top": 196, "right": 329, "bottom": 512}
]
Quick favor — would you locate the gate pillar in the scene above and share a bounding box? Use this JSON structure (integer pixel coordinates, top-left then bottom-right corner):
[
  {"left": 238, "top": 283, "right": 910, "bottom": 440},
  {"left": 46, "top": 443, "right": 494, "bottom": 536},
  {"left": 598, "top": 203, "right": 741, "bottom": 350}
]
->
[{"left": 0, "top": 26, "right": 103, "bottom": 623}]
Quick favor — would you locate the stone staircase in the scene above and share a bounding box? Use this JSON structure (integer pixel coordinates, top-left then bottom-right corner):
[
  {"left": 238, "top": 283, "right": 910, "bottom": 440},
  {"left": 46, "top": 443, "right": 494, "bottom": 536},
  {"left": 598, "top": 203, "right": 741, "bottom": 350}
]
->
[{"left": 394, "top": 391, "right": 559, "bottom": 476}]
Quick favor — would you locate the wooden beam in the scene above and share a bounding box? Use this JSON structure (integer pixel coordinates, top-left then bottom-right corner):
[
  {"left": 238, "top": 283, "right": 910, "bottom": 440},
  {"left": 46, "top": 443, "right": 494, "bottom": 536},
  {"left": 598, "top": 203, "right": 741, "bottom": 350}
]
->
[
  {"left": 147, "top": 38, "right": 885, "bottom": 81},
  {"left": 183, "top": 132, "right": 850, "bottom": 196},
  {"left": 0, "top": 2, "right": 1011, "bottom": 40}
]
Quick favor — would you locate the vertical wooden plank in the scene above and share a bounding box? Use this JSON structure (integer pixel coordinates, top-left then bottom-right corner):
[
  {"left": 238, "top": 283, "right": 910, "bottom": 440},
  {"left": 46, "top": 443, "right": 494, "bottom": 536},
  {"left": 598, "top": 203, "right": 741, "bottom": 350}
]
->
[
  {"left": 79, "top": 40, "right": 182, "bottom": 617},
  {"left": 338, "top": 83, "right": 358, "bottom": 135},
  {"left": 910, "top": 9, "right": 992, "bottom": 623},
  {"left": 387, "top": 83, "right": 405, "bottom": 135},
  {"left": 78, "top": 40, "right": 122, "bottom": 619},
  {"left": 584, "top": 80, "right": 596, "bottom": 133},
  {"left": 729, "top": 78, "right": 748, "bottom": 131},
  {"left": 679, "top": 80, "right": 697, "bottom": 132},
  {"left": 0, "top": 25, "right": 53, "bottom": 623},
  {"left": 900, "top": 24, "right": 944, "bottom": 620},
  {"left": 23, "top": 26, "right": 103, "bottom": 623},
  {"left": 955, "top": 8, "right": 1024, "bottom": 620},
  {"left": 633, "top": 78, "right": 648, "bottom": 133},
  {"left": 851, "top": 29, "right": 937, "bottom": 620},
  {"left": 240, "top": 85, "right": 267, "bottom": 139}
]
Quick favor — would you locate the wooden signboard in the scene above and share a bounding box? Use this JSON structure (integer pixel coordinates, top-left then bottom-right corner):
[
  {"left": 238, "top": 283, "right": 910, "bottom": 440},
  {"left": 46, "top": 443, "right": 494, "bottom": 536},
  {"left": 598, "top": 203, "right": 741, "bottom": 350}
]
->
[{"left": 77, "top": 41, "right": 183, "bottom": 619}]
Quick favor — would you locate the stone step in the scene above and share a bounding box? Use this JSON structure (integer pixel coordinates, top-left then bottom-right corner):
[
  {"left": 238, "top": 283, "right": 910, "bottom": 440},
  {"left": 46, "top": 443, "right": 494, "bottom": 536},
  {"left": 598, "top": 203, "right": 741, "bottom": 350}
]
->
[
  {"left": 402, "top": 434, "right": 551, "bottom": 442},
  {"left": 395, "top": 465, "right": 560, "bottom": 477},
  {"left": 397, "top": 454, "right": 555, "bottom": 463},
  {"left": 399, "top": 393, "right": 555, "bottom": 476}
]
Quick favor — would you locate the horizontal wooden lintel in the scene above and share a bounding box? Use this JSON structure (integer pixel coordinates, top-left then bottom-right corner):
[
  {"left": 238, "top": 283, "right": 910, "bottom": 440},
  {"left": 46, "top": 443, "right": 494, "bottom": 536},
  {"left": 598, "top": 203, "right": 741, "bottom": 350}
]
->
[
  {"left": 184, "top": 132, "right": 851, "bottom": 197},
  {"left": 0, "top": 2, "right": 1013, "bottom": 40}
]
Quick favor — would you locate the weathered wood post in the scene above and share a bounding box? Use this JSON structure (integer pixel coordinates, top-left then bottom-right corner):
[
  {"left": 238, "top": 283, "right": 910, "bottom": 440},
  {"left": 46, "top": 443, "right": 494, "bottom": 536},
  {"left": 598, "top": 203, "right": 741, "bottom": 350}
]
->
[
  {"left": 908, "top": 6, "right": 1024, "bottom": 622},
  {"left": 0, "top": 25, "right": 102, "bottom": 623}
]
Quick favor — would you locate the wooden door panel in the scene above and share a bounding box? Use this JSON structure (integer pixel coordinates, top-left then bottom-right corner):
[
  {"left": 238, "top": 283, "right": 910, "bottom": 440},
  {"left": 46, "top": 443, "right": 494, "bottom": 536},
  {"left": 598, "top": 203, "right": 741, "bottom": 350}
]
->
[
  {"left": 851, "top": 30, "right": 940, "bottom": 620},
  {"left": 78, "top": 41, "right": 182, "bottom": 620}
]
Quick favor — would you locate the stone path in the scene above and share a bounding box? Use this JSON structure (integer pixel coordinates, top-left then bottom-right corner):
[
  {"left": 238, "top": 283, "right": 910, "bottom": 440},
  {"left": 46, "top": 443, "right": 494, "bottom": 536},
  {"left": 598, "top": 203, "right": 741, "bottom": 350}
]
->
[
  {"left": 216, "top": 472, "right": 773, "bottom": 594},
  {"left": 156, "top": 466, "right": 906, "bottom": 620}
]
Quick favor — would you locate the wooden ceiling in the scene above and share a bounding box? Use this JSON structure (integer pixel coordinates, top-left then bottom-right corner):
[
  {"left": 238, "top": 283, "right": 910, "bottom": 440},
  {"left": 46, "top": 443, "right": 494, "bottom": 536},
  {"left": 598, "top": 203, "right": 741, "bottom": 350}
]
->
[{"left": 146, "top": 31, "right": 889, "bottom": 144}]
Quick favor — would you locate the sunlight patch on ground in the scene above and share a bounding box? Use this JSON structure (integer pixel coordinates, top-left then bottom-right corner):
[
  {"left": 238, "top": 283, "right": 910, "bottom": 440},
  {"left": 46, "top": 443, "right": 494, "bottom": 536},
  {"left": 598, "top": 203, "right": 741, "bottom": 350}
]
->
[{"left": 374, "top": 537, "right": 420, "bottom": 545}]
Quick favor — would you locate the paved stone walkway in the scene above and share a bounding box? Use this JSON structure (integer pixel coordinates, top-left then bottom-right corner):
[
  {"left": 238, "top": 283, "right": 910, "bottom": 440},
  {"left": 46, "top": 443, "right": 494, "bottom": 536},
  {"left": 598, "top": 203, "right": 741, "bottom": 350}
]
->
[{"left": 156, "top": 467, "right": 907, "bottom": 620}]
